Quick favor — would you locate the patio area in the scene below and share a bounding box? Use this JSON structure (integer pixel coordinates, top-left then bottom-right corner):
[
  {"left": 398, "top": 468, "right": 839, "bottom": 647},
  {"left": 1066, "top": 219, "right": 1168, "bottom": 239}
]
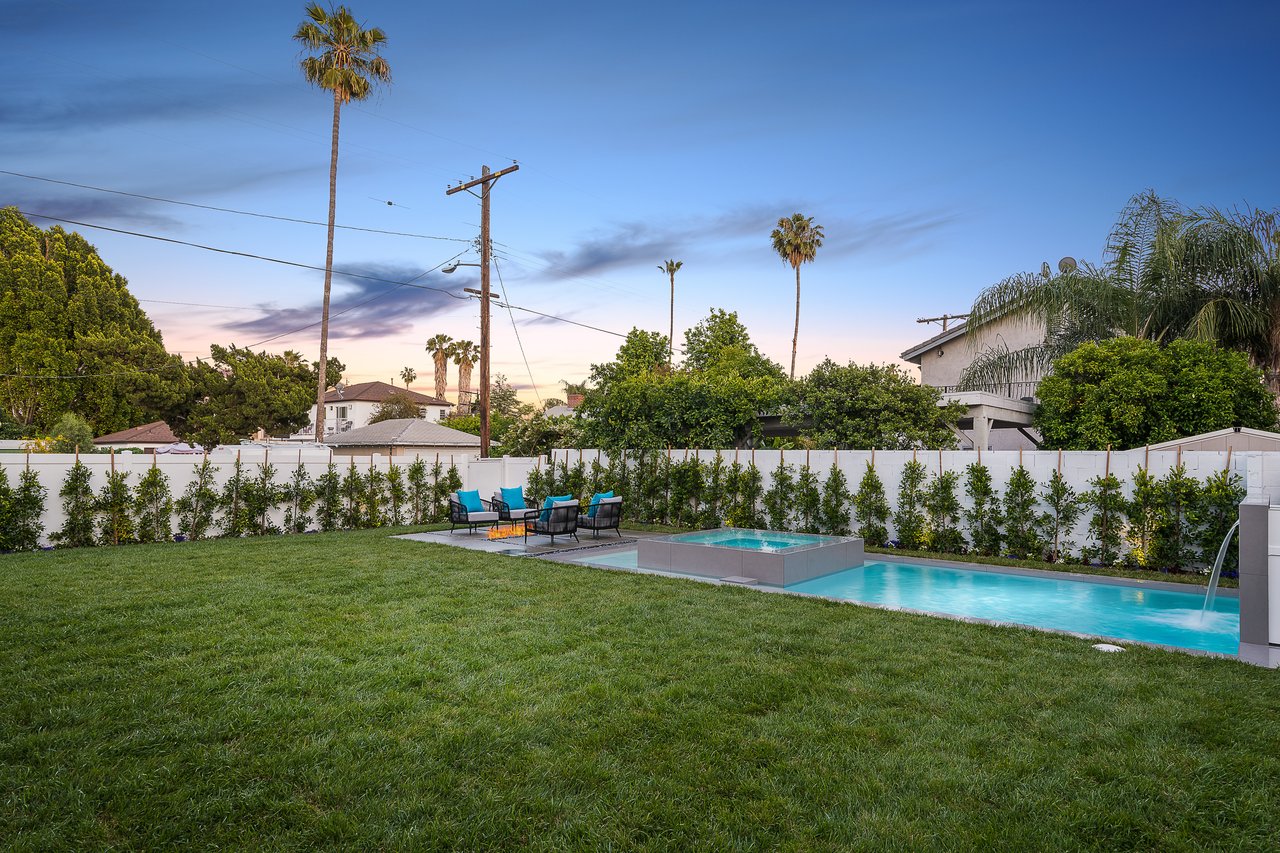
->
[{"left": 394, "top": 526, "right": 654, "bottom": 560}]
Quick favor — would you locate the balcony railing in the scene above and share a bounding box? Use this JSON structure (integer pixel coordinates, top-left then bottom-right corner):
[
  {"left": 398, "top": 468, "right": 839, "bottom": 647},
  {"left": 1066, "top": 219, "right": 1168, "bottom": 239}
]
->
[{"left": 935, "top": 382, "right": 1039, "bottom": 402}]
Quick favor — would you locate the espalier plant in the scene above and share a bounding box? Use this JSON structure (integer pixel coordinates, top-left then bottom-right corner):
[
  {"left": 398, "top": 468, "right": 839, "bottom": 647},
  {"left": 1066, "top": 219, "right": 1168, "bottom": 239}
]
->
[
  {"left": 282, "top": 463, "right": 316, "bottom": 534},
  {"left": 1038, "top": 469, "right": 1082, "bottom": 563},
  {"left": 133, "top": 465, "right": 173, "bottom": 544},
  {"left": 177, "top": 460, "right": 220, "bottom": 541},
  {"left": 893, "top": 460, "right": 928, "bottom": 550},
  {"left": 1001, "top": 466, "right": 1042, "bottom": 559},
  {"left": 53, "top": 461, "right": 95, "bottom": 548},
  {"left": 818, "top": 463, "right": 853, "bottom": 536},
  {"left": 315, "top": 463, "right": 342, "bottom": 531},
  {"left": 853, "top": 462, "right": 890, "bottom": 547},
  {"left": 963, "top": 463, "right": 1002, "bottom": 557},
  {"left": 923, "top": 470, "right": 965, "bottom": 554}
]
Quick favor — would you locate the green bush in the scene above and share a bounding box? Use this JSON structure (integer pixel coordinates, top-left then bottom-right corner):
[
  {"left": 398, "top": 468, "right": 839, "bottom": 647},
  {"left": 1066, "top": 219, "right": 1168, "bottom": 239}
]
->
[
  {"left": 53, "top": 461, "right": 95, "bottom": 548},
  {"left": 134, "top": 466, "right": 173, "bottom": 544},
  {"left": 1001, "top": 467, "right": 1041, "bottom": 559},
  {"left": 853, "top": 462, "right": 890, "bottom": 547},
  {"left": 96, "top": 470, "right": 134, "bottom": 546},
  {"left": 819, "top": 463, "right": 853, "bottom": 536},
  {"left": 963, "top": 463, "right": 1001, "bottom": 556},
  {"left": 893, "top": 461, "right": 928, "bottom": 550},
  {"left": 177, "top": 460, "right": 219, "bottom": 541},
  {"left": 923, "top": 470, "right": 965, "bottom": 553}
]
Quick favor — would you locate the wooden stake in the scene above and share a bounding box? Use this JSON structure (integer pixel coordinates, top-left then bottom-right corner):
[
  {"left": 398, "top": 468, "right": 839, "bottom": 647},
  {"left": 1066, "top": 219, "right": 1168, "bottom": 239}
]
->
[
  {"left": 938, "top": 447, "right": 943, "bottom": 473},
  {"left": 1105, "top": 445, "right": 1111, "bottom": 477},
  {"left": 1144, "top": 445, "right": 1149, "bottom": 471},
  {"left": 1225, "top": 446, "right": 1233, "bottom": 471},
  {"left": 1057, "top": 448, "right": 1062, "bottom": 474},
  {"left": 1018, "top": 447, "right": 1023, "bottom": 467},
  {"left": 806, "top": 448, "right": 811, "bottom": 468},
  {"left": 110, "top": 448, "right": 115, "bottom": 474},
  {"left": 1176, "top": 445, "right": 1183, "bottom": 468}
]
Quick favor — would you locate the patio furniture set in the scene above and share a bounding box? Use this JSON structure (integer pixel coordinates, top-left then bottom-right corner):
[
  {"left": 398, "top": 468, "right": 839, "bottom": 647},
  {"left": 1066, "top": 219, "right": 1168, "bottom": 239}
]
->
[{"left": 448, "top": 486, "right": 623, "bottom": 544}]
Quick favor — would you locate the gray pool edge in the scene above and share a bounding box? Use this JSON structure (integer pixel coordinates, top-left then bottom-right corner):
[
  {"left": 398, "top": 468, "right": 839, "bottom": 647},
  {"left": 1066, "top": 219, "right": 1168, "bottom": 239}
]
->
[{"left": 636, "top": 532, "right": 863, "bottom": 585}]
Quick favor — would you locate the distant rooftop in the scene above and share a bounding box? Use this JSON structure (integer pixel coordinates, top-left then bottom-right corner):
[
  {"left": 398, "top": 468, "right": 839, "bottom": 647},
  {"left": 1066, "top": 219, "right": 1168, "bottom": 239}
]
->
[
  {"left": 94, "top": 421, "right": 178, "bottom": 445},
  {"left": 323, "top": 418, "right": 483, "bottom": 447},
  {"left": 324, "top": 381, "right": 451, "bottom": 407}
]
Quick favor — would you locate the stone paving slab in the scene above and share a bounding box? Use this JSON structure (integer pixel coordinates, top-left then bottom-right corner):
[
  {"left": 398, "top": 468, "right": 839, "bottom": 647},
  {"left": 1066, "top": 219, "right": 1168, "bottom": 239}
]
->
[{"left": 394, "top": 528, "right": 649, "bottom": 558}]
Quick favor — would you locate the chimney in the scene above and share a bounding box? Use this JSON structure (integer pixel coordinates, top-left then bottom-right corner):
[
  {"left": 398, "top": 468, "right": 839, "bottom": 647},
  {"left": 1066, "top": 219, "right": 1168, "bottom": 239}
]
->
[{"left": 566, "top": 392, "right": 584, "bottom": 409}]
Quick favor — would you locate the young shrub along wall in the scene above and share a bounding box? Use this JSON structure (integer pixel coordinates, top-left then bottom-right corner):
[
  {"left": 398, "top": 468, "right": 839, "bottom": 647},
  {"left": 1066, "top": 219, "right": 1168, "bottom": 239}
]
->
[
  {"left": 0, "top": 447, "right": 524, "bottom": 550},
  {"left": 544, "top": 448, "right": 1280, "bottom": 572}
]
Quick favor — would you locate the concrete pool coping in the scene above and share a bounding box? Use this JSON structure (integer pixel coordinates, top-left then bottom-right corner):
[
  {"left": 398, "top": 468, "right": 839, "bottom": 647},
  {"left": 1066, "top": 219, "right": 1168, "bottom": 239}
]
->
[{"left": 543, "top": 546, "right": 1248, "bottom": 664}]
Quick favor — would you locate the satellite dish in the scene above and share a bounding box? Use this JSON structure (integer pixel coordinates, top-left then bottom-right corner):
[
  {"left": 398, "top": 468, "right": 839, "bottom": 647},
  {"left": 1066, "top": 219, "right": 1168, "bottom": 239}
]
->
[
  {"left": 1040, "top": 261, "right": 1052, "bottom": 279},
  {"left": 1058, "top": 256, "right": 1078, "bottom": 274}
]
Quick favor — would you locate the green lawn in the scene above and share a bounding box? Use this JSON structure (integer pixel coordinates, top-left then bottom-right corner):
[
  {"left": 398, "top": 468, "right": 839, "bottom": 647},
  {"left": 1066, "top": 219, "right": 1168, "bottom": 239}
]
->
[{"left": 2, "top": 531, "right": 1278, "bottom": 850}]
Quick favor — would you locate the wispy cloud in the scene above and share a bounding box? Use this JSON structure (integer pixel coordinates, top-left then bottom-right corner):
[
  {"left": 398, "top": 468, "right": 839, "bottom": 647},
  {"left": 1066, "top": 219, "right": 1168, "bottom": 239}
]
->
[
  {"left": 533, "top": 203, "right": 954, "bottom": 277},
  {"left": 225, "top": 263, "right": 468, "bottom": 343}
]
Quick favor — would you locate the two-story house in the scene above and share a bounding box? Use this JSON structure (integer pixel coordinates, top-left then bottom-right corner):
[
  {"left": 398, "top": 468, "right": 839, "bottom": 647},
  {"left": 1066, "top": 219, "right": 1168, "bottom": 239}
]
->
[{"left": 313, "top": 381, "right": 453, "bottom": 435}]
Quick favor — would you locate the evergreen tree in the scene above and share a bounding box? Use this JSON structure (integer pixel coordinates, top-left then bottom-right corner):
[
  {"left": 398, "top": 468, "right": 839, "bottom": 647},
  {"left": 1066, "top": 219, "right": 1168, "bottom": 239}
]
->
[
  {"left": 1124, "top": 467, "right": 1160, "bottom": 566},
  {"left": 406, "top": 459, "right": 429, "bottom": 524},
  {"left": 763, "top": 457, "right": 796, "bottom": 531},
  {"left": 1084, "top": 473, "right": 1126, "bottom": 565},
  {"left": 385, "top": 463, "right": 406, "bottom": 526},
  {"left": 134, "top": 465, "right": 173, "bottom": 544},
  {"left": 176, "top": 459, "right": 219, "bottom": 541},
  {"left": 243, "top": 462, "right": 281, "bottom": 536},
  {"left": 341, "top": 462, "right": 366, "bottom": 529},
  {"left": 923, "top": 470, "right": 965, "bottom": 553},
  {"left": 1151, "top": 465, "right": 1201, "bottom": 570},
  {"left": 282, "top": 463, "right": 315, "bottom": 534},
  {"left": 365, "top": 465, "right": 387, "bottom": 528},
  {"left": 852, "top": 462, "right": 890, "bottom": 546},
  {"left": 893, "top": 460, "right": 928, "bottom": 549},
  {"left": 963, "top": 463, "right": 1002, "bottom": 556},
  {"left": 698, "top": 455, "right": 726, "bottom": 529},
  {"left": 1190, "top": 470, "right": 1245, "bottom": 574},
  {"left": 1038, "top": 469, "right": 1083, "bottom": 562},
  {"left": 315, "top": 463, "right": 342, "bottom": 531},
  {"left": 96, "top": 470, "right": 134, "bottom": 546},
  {"left": 818, "top": 463, "right": 853, "bottom": 536},
  {"left": 794, "top": 464, "right": 823, "bottom": 534},
  {"left": 219, "top": 457, "right": 251, "bottom": 537},
  {"left": 1, "top": 468, "right": 46, "bottom": 552},
  {"left": 1001, "top": 466, "right": 1041, "bottom": 559},
  {"left": 53, "top": 461, "right": 95, "bottom": 548}
]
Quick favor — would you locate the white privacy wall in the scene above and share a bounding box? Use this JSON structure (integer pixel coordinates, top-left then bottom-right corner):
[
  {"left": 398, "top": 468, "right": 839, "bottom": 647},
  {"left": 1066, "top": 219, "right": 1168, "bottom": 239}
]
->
[{"left": 551, "top": 447, "right": 1280, "bottom": 559}]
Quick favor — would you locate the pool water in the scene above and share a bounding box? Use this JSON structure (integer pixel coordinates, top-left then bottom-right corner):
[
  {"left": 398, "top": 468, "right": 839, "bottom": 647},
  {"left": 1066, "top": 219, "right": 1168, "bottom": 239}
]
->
[
  {"left": 789, "top": 561, "right": 1239, "bottom": 655},
  {"left": 666, "top": 528, "right": 831, "bottom": 553}
]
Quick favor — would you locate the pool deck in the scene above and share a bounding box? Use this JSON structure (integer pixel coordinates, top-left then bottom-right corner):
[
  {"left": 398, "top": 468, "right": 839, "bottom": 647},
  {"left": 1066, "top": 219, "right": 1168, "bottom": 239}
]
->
[{"left": 393, "top": 527, "right": 656, "bottom": 559}]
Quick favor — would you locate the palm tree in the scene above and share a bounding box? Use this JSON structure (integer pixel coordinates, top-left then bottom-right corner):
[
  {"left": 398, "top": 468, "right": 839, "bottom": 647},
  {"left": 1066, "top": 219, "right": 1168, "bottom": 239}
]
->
[
  {"left": 425, "top": 333, "right": 453, "bottom": 401},
  {"left": 399, "top": 366, "right": 416, "bottom": 387},
  {"left": 451, "top": 340, "right": 480, "bottom": 413},
  {"left": 658, "top": 259, "right": 683, "bottom": 365},
  {"left": 295, "top": 3, "right": 391, "bottom": 441},
  {"left": 770, "top": 213, "right": 825, "bottom": 380},
  {"left": 959, "top": 190, "right": 1268, "bottom": 389}
]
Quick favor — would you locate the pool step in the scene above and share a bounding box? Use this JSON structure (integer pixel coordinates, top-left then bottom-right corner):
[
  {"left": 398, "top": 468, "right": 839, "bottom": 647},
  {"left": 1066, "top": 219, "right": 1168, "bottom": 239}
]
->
[{"left": 720, "top": 576, "right": 760, "bottom": 585}]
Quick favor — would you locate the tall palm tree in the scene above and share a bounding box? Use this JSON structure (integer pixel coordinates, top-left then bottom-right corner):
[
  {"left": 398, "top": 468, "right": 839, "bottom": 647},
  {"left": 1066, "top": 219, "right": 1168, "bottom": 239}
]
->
[
  {"left": 658, "top": 259, "right": 683, "bottom": 365},
  {"left": 295, "top": 3, "right": 391, "bottom": 441},
  {"left": 451, "top": 340, "right": 480, "bottom": 413},
  {"left": 770, "top": 213, "right": 824, "bottom": 380},
  {"left": 959, "top": 190, "right": 1268, "bottom": 389},
  {"left": 425, "top": 333, "right": 453, "bottom": 401},
  {"left": 399, "top": 366, "right": 416, "bottom": 387}
]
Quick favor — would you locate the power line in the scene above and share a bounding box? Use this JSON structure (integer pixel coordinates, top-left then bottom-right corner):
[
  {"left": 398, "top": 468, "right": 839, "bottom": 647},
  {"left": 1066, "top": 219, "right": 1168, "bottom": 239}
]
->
[
  {"left": 17, "top": 210, "right": 473, "bottom": 298},
  {"left": 1, "top": 170, "right": 470, "bottom": 242},
  {"left": 492, "top": 255, "right": 540, "bottom": 404}
]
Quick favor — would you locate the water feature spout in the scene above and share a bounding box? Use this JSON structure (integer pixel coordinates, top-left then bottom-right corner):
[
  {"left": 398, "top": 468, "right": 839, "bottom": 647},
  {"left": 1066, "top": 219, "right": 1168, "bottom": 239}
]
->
[{"left": 1202, "top": 518, "right": 1240, "bottom": 618}]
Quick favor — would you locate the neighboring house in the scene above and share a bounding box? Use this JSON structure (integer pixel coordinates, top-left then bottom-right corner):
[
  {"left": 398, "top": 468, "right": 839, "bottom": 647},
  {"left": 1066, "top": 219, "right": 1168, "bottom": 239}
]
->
[
  {"left": 312, "top": 381, "right": 452, "bottom": 436},
  {"left": 543, "top": 392, "right": 584, "bottom": 419},
  {"left": 93, "top": 421, "right": 180, "bottom": 452},
  {"left": 323, "top": 418, "right": 484, "bottom": 458},
  {"left": 1145, "top": 427, "right": 1280, "bottom": 453},
  {"left": 900, "top": 314, "right": 1046, "bottom": 451}
]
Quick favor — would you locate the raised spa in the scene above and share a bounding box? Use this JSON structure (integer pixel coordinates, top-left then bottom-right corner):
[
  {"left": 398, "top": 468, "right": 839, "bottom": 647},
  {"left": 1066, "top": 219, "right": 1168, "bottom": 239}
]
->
[{"left": 636, "top": 528, "right": 864, "bottom": 585}]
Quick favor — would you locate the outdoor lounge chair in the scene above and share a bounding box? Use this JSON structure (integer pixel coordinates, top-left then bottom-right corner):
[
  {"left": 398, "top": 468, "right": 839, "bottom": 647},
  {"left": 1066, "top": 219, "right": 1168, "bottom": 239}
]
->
[
  {"left": 490, "top": 486, "right": 537, "bottom": 523},
  {"left": 449, "top": 491, "right": 500, "bottom": 534},
  {"left": 577, "top": 495, "right": 622, "bottom": 538},
  {"left": 523, "top": 501, "right": 580, "bottom": 545}
]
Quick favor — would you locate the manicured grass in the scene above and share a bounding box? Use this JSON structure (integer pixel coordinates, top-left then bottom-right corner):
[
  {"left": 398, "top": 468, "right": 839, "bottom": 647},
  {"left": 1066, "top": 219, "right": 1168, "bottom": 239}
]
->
[{"left": 2, "top": 531, "right": 1277, "bottom": 850}]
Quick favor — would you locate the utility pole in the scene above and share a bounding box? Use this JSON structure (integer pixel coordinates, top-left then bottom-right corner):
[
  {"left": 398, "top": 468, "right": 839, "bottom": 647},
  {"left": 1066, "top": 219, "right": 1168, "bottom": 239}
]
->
[
  {"left": 446, "top": 163, "right": 519, "bottom": 458},
  {"left": 916, "top": 313, "right": 970, "bottom": 332}
]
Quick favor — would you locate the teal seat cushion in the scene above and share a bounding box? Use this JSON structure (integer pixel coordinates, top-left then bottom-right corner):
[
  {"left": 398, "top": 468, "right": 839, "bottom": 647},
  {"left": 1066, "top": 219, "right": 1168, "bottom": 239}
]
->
[
  {"left": 588, "top": 491, "right": 614, "bottom": 518},
  {"left": 540, "top": 494, "right": 574, "bottom": 522},
  {"left": 457, "top": 489, "right": 484, "bottom": 513},
  {"left": 501, "top": 486, "right": 526, "bottom": 510}
]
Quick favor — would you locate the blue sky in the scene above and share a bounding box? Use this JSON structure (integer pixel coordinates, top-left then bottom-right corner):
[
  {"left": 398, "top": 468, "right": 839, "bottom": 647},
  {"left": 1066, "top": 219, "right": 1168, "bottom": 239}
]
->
[{"left": 4, "top": 0, "right": 1278, "bottom": 403}]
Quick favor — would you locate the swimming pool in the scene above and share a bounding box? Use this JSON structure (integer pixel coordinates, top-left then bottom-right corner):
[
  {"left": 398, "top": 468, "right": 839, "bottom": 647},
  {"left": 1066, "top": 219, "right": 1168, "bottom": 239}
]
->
[
  {"left": 790, "top": 561, "right": 1239, "bottom": 655},
  {"left": 574, "top": 549, "right": 1239, "bottom": 655}
]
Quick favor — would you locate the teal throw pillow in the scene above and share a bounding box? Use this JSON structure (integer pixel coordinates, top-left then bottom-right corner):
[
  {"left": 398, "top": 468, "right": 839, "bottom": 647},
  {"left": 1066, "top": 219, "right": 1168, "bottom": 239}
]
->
[
  {"left": 501, "top": 486, "right": 526, "bottom": 510},
  {"left": 457, "top": 489, "right": 484, "bottom": 513},
  {"left": 540, "top": 494, "right": 574, "bottom": 522},
  {"left": 588, "top": 491, "right": 614, "bottom": 518}
]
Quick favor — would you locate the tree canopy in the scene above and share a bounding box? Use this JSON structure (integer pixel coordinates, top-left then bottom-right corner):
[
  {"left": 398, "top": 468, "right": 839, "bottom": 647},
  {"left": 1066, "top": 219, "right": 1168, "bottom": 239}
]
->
[
  {"left": 368, "top": 390, "right": 424, "bottom": 424},
  {"left": 784, "top": 360, "right": 965, "bottom": 449},
  {"left": 0, "top": 208, "right": 190, "bottom": 434},
  {"left": 1034, "top": 337, "right": 1277, "bottom": 449},
  {"left": 176, "top": 345, "right": 344, "bottom": 448}
]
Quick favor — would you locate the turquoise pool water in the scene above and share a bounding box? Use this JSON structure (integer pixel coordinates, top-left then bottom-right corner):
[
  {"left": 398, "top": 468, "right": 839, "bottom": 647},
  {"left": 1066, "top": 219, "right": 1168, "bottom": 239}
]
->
[
  {"left": 789, "top": 561, "right": 1239, "bottom": 655},
  {"left": 664, "top": 528, "right": 831, "bottom": 553},
  {"left": 573, "top": 550, "right": 1239, "bottom": 654}
]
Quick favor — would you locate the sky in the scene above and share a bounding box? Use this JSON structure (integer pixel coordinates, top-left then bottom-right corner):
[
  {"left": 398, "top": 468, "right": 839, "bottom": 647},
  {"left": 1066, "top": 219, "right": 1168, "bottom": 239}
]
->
[{"left": 4, "top": 0, "right": 1279, "bottom": 405}]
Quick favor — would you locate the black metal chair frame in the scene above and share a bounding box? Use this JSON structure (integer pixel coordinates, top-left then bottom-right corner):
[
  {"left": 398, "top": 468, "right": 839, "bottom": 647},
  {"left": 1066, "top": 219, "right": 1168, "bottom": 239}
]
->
[
  {"left": 490, "top": 492, "right": 535, "bottom": 523},
  {"left": 449, "top": 495, "right": 499, "bottom": 534},
  {"left": 523, "top": 503, "right": 580, "bottom": 545},
  {"left": 578, "top": 498, "right": 623, "bottom": 538}
]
